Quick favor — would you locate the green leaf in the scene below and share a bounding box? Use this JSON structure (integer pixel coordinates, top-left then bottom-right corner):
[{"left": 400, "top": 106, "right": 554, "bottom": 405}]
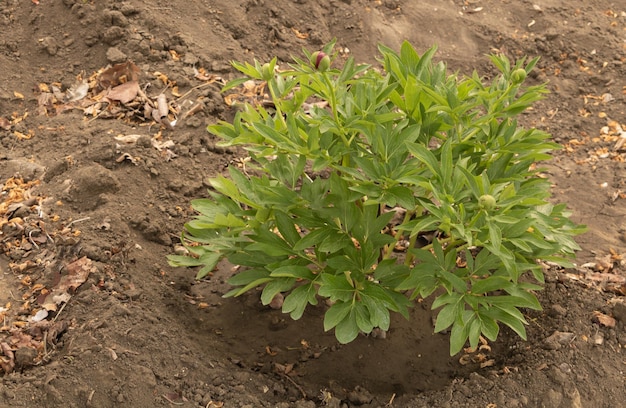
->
[
  {"left": 270, "top": 265, "right": 316, "bottom": 280},
  {"left": 479, "top": 312, "right": 500, "bottom": 341},
  {"left": 470, "top": 276, "right": 512, "bottom": 295},
  {"left": 274, "top": 211, "right": 301, "bottom": 246},
  {"left": 324, "top": 301, "right": 352, "bottom": 331},
  {"left": 434, "top": 303, "right": 458, "bottom": 333},
  {"left": 449, "top": 310, "right": 473, "bottom": 355},
  {"left": 227, "top": 268, "right": 271, "bottom": 286},
  {"left": 167, "top": 254, "right": 205, "bottom": 268},
  {"left": 261, "top": 278, "right": 296, "bottom": 305},
  {"left": 483, "top": 306, "right": 528, "bottom": 339},
  {"left": 335, "top": 309, "right": 360, "bottom": 344},
  {"left": 406, "top": 142, "right": 440, "bottom": 179},
  {"left": 293, "top": 228, "right": 333, "bottom": 251},
  {"left": 282, "top": 284, "right": 318, "bottom": 320}
]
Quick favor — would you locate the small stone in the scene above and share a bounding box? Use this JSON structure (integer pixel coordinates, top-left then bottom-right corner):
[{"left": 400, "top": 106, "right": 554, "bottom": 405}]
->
[
  {"left": 183, "top": 52, "right": 199, "bottom": 65},
  {"left": 39, "top": 36, "right": 59, "bottom": 56},
  {"left": 125, "top": 288, "right": 142, "bottom": 301},
  {"left": 543, "top": 331, "right": 575, "bottom": 350},
  {"left": 549, "top": 304, "right": 568, "bottom": 317},
  {"left": 104, "top": 10, "right": 128, "bottom": 26},
  {"left": 371, "top": 327, "right": 387, "bottom": 339},
  {"left": 269, "top": 293, "right": 283, "bottom": 310},
  {"left": 347, "top": 386, "right": 373, "bottom": 405},
  {"left": 558, "top": 363, "right": 572, "bottom": 373},
  {"left": 106, "top": 47, "right": 127, "bottom": 64},
  {"left": 592, "top": 332, "right": 604, "bottom": 345},
  {"left": 542, "top": 389, "right": 563, "bottom": 407},
  {"left": 103, "top": 26, "right": 126, "bottom": 45},
  {"left": 612, "top": 302, "right": 626, "bottom": 323},
  {"left": 15, "top": 347, "right": 38, "bottom": 368}
]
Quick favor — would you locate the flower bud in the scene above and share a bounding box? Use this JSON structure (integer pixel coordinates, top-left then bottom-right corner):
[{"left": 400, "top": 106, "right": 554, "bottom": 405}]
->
[
  {"left": 261, "top": 63, "right": 274, "bottom": 81},
  {"left": 511, "top": 68, "right": 527, "bottom": 84},
  {"left": 478, "top": 195, "right": 497, "bottom": 211},
  {"left": 311, "top": 51, "right": 330, "bottom": 71}
]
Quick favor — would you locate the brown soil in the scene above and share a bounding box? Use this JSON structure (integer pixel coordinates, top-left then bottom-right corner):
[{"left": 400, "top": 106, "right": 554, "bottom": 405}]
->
[{"left": 1, "top": 1, "right": 625, "bottom": 407}]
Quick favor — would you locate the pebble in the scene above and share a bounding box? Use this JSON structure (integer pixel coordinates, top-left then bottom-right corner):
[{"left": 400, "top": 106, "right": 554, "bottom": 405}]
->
[
  {"left": 103, "top": 26, "right": 126, "bottom": 45},
  {"left": 612, "top": 302, "right": 626, "bottom": 323},
  {"left": 39, "top": 36, "right": 59, "bottom": 56},
  {"left": 14, "top": 347, "right": 38, "bottom": 368},
  {"left": 106, "top": 47, "right": 128, "bottom": 64},
  {"left": 347, "top": 386, "right": 373, "bottom": 405},
  {"left": 543, "top": 331, "right": 575, "bottom": 350},
  {"left": 541, "top": 389, "right": 562, "bottom": 407},
  {"left": 549, "top": 304, "right": 568, "bottom": 317}
]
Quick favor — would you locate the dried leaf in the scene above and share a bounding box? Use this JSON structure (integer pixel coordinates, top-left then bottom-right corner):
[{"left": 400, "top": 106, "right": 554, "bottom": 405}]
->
[
  {"left": 0, "top": 342, "right": 15, "bottom": 374},
  {"left": 592, "top": 311, "right": 616, "bottom": 328},
  {"left": 13, "top": 91, "right": 24, "bottom": 99},
  {"left": 193, "top": 68, "right": 219, "bottom": 82},
  {"left": 37, "top": 92, "right": 55, "bottom": 116},
  {"left": 30, "top": 309, "right": 48, "bottom": 323},
  {"left": 98, "top": 61, "right": 141, "bottom": 89},
  {"left": 66, "top": 79, "right": 89, "bottom": 102},
  {"left": 114, "top": 134, "right": 143, "bottom": 144},
  {"left": 291, "top": 27, "right": 309, "bottom": 39},
  {"left": 56, "top": 256, "right": 94, "bottom": 293},
  {"left": 106, "top": 81, "right": 139, "bottom": 104},
  {"left": 154, "top": 71, "right": 169, "bottom": 86}
]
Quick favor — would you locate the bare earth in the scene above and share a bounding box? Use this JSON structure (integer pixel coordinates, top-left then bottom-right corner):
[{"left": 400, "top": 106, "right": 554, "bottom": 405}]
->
[{"left": 1, "top": 1, "right": 625, "bottom": 407}]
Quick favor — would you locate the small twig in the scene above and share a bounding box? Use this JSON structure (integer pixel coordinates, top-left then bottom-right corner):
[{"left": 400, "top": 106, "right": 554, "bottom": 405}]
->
[
  {"left": 161, "top": 394, "right": 184, "bottom": 405},
  {"left": 87, "top": 104, "right": 110, "bottom": 123},
  {"left": 43, "top": 331, "right": 48, "bottom": 356},
  {"left": 28, "top": 230, "right": 40, "bottom": 250},
  {"left": 66, "top": 217, "right": 91, "bottom": 228},
  {"left": 87, "top": 390, "right": 95, "bottom": 405},
  {"left": 53, "top": 301, "right": 68, "bottom": 322},
  {"left": 386, "top": 393, "right": 396, "bottom": 407},
  {"left": 175, "top": 82, "right": 216, "bottom": 102},
  {"left": 280, "top": 373, "right": 307, "bottom": 399}
]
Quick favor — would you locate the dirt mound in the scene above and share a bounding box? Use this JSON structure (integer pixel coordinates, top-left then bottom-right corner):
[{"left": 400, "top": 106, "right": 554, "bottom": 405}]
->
[{"left": 0, "top": 1, "right": 625, "bottom": 407}]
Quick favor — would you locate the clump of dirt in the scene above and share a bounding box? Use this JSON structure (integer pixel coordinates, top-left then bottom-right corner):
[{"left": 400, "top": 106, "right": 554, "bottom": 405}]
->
[{"left": 0, "top": 1, "right": 625, "bottom": 407}]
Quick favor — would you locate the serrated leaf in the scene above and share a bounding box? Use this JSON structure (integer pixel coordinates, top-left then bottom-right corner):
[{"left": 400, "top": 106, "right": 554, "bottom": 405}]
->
[{"left": 318, "top": 273, "right": 356, "bottom": 302}]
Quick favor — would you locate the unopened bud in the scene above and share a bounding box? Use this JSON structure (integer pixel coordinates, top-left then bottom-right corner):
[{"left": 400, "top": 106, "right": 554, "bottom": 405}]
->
[
  {"left": 261, "top": 63, "right": 274, "bottom": 81},
  {"left": 311, "top": 51, "right": 330, "bottom": 71}
]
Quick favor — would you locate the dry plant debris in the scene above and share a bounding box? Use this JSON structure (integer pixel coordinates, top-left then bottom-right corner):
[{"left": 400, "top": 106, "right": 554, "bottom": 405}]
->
[{"left": 0, "top": 177, "right": 93, "bottom": 374}]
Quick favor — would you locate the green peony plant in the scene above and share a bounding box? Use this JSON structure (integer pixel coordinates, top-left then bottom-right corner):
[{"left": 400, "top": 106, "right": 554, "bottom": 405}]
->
[{"left": 169, "top": 41, "right": 585, "bottom": 355}]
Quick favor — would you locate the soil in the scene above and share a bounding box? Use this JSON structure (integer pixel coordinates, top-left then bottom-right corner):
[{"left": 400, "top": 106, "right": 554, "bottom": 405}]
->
[{"left": 1, "top": 0, "right": 625, "bottom": 407}]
